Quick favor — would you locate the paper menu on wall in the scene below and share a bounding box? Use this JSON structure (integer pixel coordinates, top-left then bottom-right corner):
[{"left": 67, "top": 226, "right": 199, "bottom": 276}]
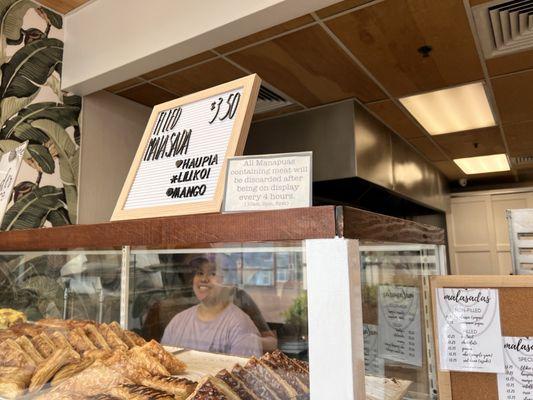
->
[
  {"left": 0, "top": 142, "right": 26, "bottom": 224},
  {"left": 363, "top": 323, "right": 385, "bottom": 376},
  {"left": 436, "top": 288, "right": 505, "bottom": 373},
  {"left": 378, "top": 285, "right": 423, "bottom": 367},
  {"left": 497, "top": 337, "right": 533, "bottom": 400}
]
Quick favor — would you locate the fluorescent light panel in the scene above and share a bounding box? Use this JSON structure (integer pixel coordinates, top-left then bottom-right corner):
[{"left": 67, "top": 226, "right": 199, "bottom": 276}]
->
[
  {"left": 454, "top": 154, "right": 510, "bottom": 175},
  {"left": 399, "top": 82, "right": 496, "bottom": 135}
]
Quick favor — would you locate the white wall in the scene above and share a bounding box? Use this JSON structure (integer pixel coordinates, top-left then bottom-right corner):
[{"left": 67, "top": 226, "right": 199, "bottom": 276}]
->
[
  {"left": 78, "top": 91, "right": 151, "bottom": 224},
  {"left": 63, "top": 0, "right": 341, "bottom": 95},
  {"left": 446, "top": 188, "right": 533, "bottom": 275}
]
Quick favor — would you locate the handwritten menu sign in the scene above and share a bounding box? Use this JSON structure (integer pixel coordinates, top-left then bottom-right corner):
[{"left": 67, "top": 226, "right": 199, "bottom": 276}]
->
[
  {"left": 112, "top": 74, "right": 261, "bottom": 220},
  {"left": 378, "top": 285, "right": 422, "bottom": 367},
  {"left": 497, "top": 337, "right": 533, "bottom": 400},
  {"left": 363, "top": 323, "right": 385, "bottom": 376},
  {"left": 0, "top": 142, "right": 27, "bottom": 224},
  {"left": 223, "top": 152, "right": 312, "bottom": 212},
  {"left": 436, "top": 288, "right": 504, "bottom": 373}
]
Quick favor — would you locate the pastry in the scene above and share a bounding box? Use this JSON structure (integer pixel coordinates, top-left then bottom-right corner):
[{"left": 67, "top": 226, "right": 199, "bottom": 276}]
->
[
  {"left": 245, "top": 357, "right": 296, "bottom": 400},
  {"left": 0, "top": 309, "right": 26, "bottom": 329},
  {"left": 0, "top": 366, "right": 32, "bottom": 399},
  {"left": 124, "top": 329, "right": 147, "bottom": 346},
  {"left": 103, "top": 350, "right": 152, "bottom": 383},
  {"left": 28, "top": 347, "right": 79, "bottom": 392},
  {"left": 15, "top": 336, "right": 44, "bottom": 364},
  {"left": 262, "top": 350, "right": 309, "bottom": 389},
  {"left": 108, "top": 322, "right": 136, "bottom": 348},
  {"left": 139, "top": 376, "right": 196, "bottom": 399},
  {"left": 50, "top": 331, "right": 78, "bottom": 356},
  {"left": 67, "top": 327, "right": 97, "bottom": 354},
  {"left": 215, "top": 369, "right": 259, "bottom": 400},
  {"left": 141, "top": 339, "right": 186, "bottom": 374},
  {"left": 186, "top": 376, "right": 241, "bottom": 400},
  {"left": 83, "top": 348, "right": 114, "bottom": 360},
  {"left": 84, "top": 324, "right": 111, "bottom": 350},
  {"left": 51, "top": 357, "right": 95, "bottom": 386},
  {"left": 0, "top": 339, "right": 36, "bottom": 370},
  {"left": 32, "top": 333, "right": 56, "bottom": 358},
  {"left": 86, "top": 395, "right": 123, "bottom": 400},
  {"left": 50, "top": 359, "right": 133, "bottom": 396},
  {"left": 128, "top": 346, "right": 170, "bottom": 376},
  {"left": 99, "top": 323, "right": 128, "bottom": 351},
  {"left": 231, "top": 364, "right": 280, "bottom": 400},
  {"left": 110, "top": 383, "right": 175, "bottom": 400},
  {"left": 260, "top": 354, "right": 308, "bottom": 396}
]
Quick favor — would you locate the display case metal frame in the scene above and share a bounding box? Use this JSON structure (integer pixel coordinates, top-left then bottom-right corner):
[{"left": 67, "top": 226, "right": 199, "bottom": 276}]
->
[{"left": 0, "top": 206, "right": 445, "bottom": 400}]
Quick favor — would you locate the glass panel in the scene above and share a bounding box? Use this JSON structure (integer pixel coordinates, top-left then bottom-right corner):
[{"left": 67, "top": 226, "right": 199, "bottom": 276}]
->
[
  {"left": 359, "top": 243, "right": 445, "bottom": 400},
  {"left": 127, "top": 242, "right": 310, "bottom": 397},
  {"left": 0, "top": 250, "right": 122, "bottom": 324}
]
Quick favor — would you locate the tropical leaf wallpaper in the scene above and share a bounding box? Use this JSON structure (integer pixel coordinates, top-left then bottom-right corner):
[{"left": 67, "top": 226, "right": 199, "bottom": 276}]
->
[{"left": 0, "top": 0, "right": 81, "bottom": 231}]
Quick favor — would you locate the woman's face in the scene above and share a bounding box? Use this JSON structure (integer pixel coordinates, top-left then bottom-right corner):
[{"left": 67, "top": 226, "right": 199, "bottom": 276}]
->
[{"left": 193, "top": 262, "right": 223, "bottom": 303}]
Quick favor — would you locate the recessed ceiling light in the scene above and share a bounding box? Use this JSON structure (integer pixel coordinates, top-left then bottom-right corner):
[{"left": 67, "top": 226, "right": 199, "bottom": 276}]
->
[
  {"left": 399, "top": 82, "right": 496, "bottom": 135},
  {"left": 453, "top": 154, "right": 510, "bottom": 175}
]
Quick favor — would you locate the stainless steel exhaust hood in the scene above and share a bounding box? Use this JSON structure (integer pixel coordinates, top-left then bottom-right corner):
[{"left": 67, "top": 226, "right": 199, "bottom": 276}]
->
[{"left": 245, "top": 101, "right": 448, "bottom": 212}]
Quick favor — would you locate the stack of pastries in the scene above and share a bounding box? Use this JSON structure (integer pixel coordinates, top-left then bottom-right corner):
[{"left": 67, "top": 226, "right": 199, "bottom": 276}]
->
[{"left": 0, "top": 319, "right": 310, "bottom": 399}]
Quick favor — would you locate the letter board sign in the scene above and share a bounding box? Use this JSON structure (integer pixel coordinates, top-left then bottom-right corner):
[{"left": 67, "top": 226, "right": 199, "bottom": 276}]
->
[{"left": 112, "top": 74, "right": 261, "bottom": 220}]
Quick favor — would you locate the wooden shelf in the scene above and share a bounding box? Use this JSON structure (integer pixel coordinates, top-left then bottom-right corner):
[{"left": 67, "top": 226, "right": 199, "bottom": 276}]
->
[{"left": 0, "top": 206, "right": 444, "bottom": 251}]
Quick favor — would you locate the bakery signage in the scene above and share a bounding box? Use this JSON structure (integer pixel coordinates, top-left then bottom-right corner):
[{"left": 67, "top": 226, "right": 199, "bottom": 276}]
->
[
  {"left": 497, "top": 337, "right": 533, "bottom": 400},
  {"left": 0, "top": 141, "right": 27, "bottom": 225},
  {"left": 112, "top": 74, "right": 261, "bottom": 220},
  {"left": 378, "top": 285, "right": 422, "bottom": 367},
  {"left": 222, "top": 152, "right": 312, "bottom": 212},
  {"left": 436, "top": 287, "right": 505, "bottom": 373}
]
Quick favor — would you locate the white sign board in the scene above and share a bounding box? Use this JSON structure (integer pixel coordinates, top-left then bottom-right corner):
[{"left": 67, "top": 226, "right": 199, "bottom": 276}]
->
[
  {"left": 223, "top": 152, "right": 312, "bottom": 212},
  {"left": 0, "top": 142, "right": 27, "bottom": 224},
  {"left": 363, "top": 323, "right": 385, "bottom": 376},
  {"left": 378, "top": 285, "right": 422, "bottom": 367},
  {"left": 436, "top": 288, "right": 505, "bottom": 373},
  {"left": 112, "top": 74, "right": 261, "bottom": 220},
  {"left": 497, "top": 337, "right": 533, "bottom": 400}
]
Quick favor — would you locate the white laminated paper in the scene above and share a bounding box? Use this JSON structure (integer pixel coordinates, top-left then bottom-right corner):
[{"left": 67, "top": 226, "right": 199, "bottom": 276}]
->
[
  {"left": 436, "top": 288, "right": 505, "bottom": 373},
  {"left": 378, "top": 285, "right": 422, "bottom": 367},
  {"left": 497, "top": 337, "right": 533, "bottom": 400},
  {"left": 363, "top": 323, "right": 385, "bottom": 376}
]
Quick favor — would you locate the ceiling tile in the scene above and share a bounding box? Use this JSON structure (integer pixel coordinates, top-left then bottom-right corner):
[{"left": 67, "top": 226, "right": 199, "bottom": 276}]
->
[
  {"left": 253, "top": 104, "right": 304, "bottom": 122},
  {"left": 486, "top": 50, "right": 533, "bottom": 77},
  {"left": 365, "top": 99, "right": 425, "bottom": 139},
  {"left": 504, "top": 120, "right": 533, "bottom": 157},
  {"left": 153, "top": 59, "right": 246, "bottom": 97},
  {"left": 228, "top": 25, "right": 385, "bottom": 107},
  {"left": 118, "top": 84, "right": 177, "bottom": 107},
  {"left": 105, "top": 78, "right": 144, "bottom": 93},
  {"left": 141, "top": 51, "right": 217, "bottom": 80},
  {"left": 408, "top": 137, "right": 447, "bottom": 162},
  {"left": 37, "top": 0, "right": 89, "bottom": 14},
  {"left": 433, "top": 160, "right": 466, "bottom": 180},
  {"left": 315, "top": 0, "right": 373, "bottom": 19},
  {"left": 215, "top": 15, "right": 315, "bottom": 54},
  {"left": 325, "top": 0, "right": 483, "bottom": 97},
  {"left": 433, "top": 127, "right": 505, "bottom": 159},
  {"left": 492, "top": 69, "right": 533, "bottom": 124}
]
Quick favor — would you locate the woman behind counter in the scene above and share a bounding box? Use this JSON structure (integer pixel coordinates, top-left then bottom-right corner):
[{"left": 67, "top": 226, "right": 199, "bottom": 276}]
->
[{"left": 161, "top": 257, "right": 262, "bottom": 357}]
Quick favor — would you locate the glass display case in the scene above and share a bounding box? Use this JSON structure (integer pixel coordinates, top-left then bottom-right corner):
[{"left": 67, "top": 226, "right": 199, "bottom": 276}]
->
[{"left": 0, "top": 206, "right": 446, "bottom": 399}]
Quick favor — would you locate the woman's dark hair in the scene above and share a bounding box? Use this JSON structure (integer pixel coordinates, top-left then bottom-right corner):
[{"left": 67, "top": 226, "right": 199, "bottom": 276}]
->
[{"left": 189, "top": 257, "right": 210, "bottom": 270}]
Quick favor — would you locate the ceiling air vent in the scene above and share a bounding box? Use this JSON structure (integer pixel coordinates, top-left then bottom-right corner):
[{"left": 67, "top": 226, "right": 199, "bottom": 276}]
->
[
  {"left": 254, "top": 85, "right": 292, "bottom": 115},
  {"left": 511, "top": 155, "right": 533, "bottom": 165},
  {"left": 472, "top": 0, "right": 533, "bottom": 59}
]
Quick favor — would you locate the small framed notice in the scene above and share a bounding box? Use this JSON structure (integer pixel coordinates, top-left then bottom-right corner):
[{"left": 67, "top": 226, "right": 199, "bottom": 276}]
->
[
  {"left": 222, "top": 152, "right": 312, "bottom": 212},
  {"left": 0, "top": 142, "right": 27, "bottom": 224},
  {"left": 112, "top": 74, "right": 261, "bottom": 221}
]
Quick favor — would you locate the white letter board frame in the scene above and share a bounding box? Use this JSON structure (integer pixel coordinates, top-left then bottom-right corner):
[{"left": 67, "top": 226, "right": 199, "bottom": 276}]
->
[{"left": 112, "top": 74, "right": 261, "bottom": 221}]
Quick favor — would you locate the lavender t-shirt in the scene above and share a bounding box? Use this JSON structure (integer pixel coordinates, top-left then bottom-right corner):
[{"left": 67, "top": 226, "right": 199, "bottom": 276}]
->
[{"left": 161, "top": 303, "right": 262, "bottom": 357}]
